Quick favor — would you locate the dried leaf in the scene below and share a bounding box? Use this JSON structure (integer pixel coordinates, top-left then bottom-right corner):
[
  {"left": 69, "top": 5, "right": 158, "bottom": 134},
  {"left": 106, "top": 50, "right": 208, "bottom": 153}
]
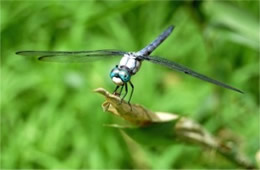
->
[{"left": 95, "top": 88, "right": 255, "bottom": 169}]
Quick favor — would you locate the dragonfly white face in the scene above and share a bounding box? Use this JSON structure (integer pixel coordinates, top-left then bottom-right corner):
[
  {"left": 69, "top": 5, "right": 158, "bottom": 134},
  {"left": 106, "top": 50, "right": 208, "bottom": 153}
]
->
[{"left": 112, "top": 76, "right": 124, "bottom": 85}]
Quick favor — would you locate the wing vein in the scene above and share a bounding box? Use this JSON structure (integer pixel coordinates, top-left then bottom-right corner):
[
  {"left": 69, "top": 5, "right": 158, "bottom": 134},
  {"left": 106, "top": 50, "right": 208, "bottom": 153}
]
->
[
  {"left": 15, "top": 49, "right": 126, "bottom": 62},
  {"left": 141, "top": 55, "right": 243, "bottom": 93}
]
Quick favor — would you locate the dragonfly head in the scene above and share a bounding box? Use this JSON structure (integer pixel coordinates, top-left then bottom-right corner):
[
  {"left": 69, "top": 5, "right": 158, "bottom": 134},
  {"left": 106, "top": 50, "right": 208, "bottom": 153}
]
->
[{"left": 110, "top": 65, "right": 131, "bottom": 85}]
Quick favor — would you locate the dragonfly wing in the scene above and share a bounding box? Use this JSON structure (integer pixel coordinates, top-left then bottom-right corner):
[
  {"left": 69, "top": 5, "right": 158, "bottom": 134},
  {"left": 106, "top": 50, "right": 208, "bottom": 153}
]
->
[
  {"left": 141, "top": 55, "right": 243, "bottom": 93},
  {"left": 15, "top": 50, "right": 126, "bottom": 62}
]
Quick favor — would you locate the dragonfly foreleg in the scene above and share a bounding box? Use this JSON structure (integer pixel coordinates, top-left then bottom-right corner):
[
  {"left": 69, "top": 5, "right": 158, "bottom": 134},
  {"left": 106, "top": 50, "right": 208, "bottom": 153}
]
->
[
  {"left": 113, "top": 85, "right": 119, "bottom": 93},
  {"left": 113, "top": 85, "right": 120, "bottom": 96},
  {"left": 113, "top": 85, "right": 125, "bottom": 97}
]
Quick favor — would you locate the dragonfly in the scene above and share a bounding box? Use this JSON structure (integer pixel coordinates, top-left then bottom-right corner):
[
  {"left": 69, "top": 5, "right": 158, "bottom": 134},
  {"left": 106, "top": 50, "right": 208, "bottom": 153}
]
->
[{"left": 16, "top": 25, "right": 243, "bottom": 104}]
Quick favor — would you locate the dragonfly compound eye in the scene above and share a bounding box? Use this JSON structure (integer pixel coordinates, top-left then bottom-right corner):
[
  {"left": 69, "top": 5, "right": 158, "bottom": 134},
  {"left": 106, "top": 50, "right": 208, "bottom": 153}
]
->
[
  {"left": 110, "top": 67, "right": 120, "bottom": 78},
  {"left": 119, "top": 70, "right": 131, "bottom": 82}
]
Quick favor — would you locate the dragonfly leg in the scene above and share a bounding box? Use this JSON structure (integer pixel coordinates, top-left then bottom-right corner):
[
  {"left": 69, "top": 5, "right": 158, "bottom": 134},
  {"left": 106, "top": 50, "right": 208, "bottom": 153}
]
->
[
  {"left": 113, "top": 85, "right": 120, "bottom": 96},
  {"left": 128, "top": 81, "right": 134, "bottom": 104},
  {"left": 127, "top": 81, "right": 134, "bottom": 110},
  {"left": 119, "top": 85, "right": 124, "bottom": 96},
  {"left": 120, "top": 83, "right": 128, "bottom": 104},
  {"left": 113, "top": 85, "right": 119, "bottom": 93}
]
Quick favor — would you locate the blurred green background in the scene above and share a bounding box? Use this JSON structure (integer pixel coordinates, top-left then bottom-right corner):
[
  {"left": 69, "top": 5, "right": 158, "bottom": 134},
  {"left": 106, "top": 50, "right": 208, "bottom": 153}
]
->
[{"left": 1, "top": 0, "right": 259, "bottom": 169}]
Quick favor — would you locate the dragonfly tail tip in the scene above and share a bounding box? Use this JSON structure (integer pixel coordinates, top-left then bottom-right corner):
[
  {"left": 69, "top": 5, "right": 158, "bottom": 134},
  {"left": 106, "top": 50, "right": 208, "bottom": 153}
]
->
[{"left": 169, "top": 25, "right": 175, "bottom": 30}]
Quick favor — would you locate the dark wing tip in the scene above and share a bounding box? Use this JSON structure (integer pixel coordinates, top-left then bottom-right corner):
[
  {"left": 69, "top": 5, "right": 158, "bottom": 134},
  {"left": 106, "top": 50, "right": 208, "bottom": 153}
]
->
[
  {"left": 15, "top": 50, "right": 35, "bottom": 56},
  {"left": 236, "top": 89, "right": 244, "bottom": 94},
  {"left": 38, "top": 55, "right": 66, "bottom": 62},
  {"left": 38, "top": 56, "right": 48, "bottom": 61},
  {"left": 229, "top": 85, "right": 244, "bottom": 94},
  {"left": 15, "top": 51, "right": 23, "bottom": 55}
]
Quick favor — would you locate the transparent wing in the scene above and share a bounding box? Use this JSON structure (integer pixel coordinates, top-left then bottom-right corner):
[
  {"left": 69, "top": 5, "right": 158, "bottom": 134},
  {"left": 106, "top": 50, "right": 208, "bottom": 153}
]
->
[
  {"left": 15, "top": 49, "right": 127, "bottom": 62},
  {"left": 141, "top": 55, "right": 243, "bottom": 93}
]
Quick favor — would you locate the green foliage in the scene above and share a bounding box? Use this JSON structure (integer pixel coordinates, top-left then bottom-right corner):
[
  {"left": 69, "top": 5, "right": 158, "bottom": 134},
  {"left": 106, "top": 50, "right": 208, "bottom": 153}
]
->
[
  {"left": 1, "top": 1, "right": 259, "bottom": 168},
  {"left": 124, "top": 121, "right": 180, "bottom": 147}
]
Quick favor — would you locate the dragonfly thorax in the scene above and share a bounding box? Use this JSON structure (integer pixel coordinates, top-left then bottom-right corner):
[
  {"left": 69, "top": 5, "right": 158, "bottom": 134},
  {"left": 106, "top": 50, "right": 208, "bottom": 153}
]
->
[{"left": 118, "top": 53, "right": 142, "bottom": 75}]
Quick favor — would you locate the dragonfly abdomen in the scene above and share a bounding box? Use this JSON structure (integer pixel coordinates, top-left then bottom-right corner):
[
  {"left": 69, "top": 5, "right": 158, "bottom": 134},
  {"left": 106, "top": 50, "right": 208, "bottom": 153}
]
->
[{"left": 136, "top": 25, "right": 174, "bottom": 56}]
